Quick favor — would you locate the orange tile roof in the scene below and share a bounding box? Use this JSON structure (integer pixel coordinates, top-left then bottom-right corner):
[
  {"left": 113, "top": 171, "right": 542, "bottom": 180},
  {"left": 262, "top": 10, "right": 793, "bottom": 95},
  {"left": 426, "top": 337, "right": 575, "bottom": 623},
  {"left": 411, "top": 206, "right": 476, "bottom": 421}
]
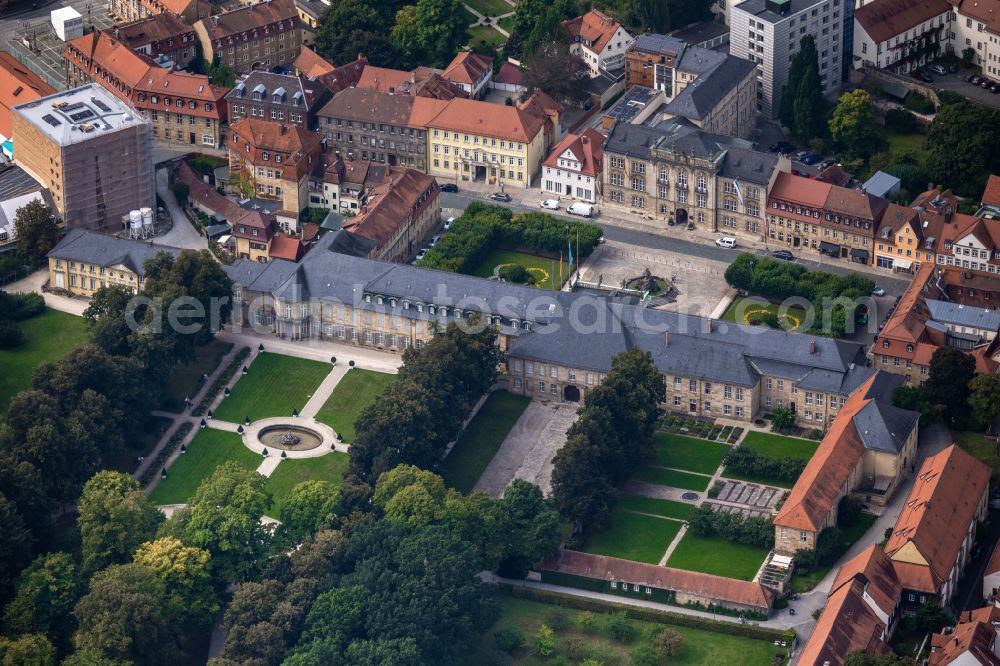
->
[
  {"left": 831, "top": 546, "right": 902, "bottom": 617},
  {"left": 0, "top": 51, "right": 56, "bottom": 137},
  {"left": 495, "top": 61, "right": 525, "bottom": 87},
  {"left": 199, "top": 0, "right": 297, "bottom": 40},
  {"left": 885, "top": 444, "right": 990, "bottom": 593},
  {"left": 773, "top": 374, "right": 875, "bottom": 533},
  {"left": 268, "top": 232, "right": 302, "bottom": 261},
  {"left": 796, "top": 577, "right": 894, "bottom": 666},
  {"left": 229, "top": 118, "right": 323, "bottom": 181},
  {"left": 232, "top": 209, "right": 276, "bottom": 240},
  {"left": 356, "top": 65, "right": 465, "bottom": 99},
  {"left": 768, "top": 172, "right": 833, "bottom": 208},
  {"left": 855, "top": 0, "right": 951, "bottom": 44},
  {"left": 930, "top": 606, "right": 1000, "bottom": 666},
  {"left": 424, "top": 97, "right": 545, "bottom": 143},
  {"left": 540, "top": 549, "right": 775, "bottom": 610},
  {"left": 113, "top": 12, "right": 193, "bottom": 47},
  {"left": 294, "top": 46, "right": 336, "bottom": 78},
  {"left": 543, "top": 128, "right": 604, "bottom": 177},
  {"left": 357, "top": 65, "right": 420, "bottom": 92},
  {"left": 174, "top": 161, "right": 243, "bottom": 220},
  {"left": 825, "top": 186, "right": 889, "bottom": 223},
  {"left": 142, "top": 0, "right": 200, "bottom": 16},
  {"left": 442, "top": 51, "right": 492, "bottom": 86},
  {"left": 342, "top": 167, "right": 438, "bottom": 248},
  {"left": 561, "top": 9, "right": 624, "bottom": 53},
  {"left": 954, "top": 0, "right": 1000, "bottom": 35},
  {"left": 983, "top": 174, "right": 1000, "bottom": 207},
  {"left": 408, "top": 96, "right": 450, "bottom": 127}
]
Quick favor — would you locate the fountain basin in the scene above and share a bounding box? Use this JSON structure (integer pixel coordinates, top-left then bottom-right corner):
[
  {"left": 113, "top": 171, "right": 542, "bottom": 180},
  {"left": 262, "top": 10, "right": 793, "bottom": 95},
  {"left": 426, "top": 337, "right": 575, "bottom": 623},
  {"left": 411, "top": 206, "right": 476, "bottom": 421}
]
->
[{"left": 257, "top": 424, "right": 323, "bottom": 451}]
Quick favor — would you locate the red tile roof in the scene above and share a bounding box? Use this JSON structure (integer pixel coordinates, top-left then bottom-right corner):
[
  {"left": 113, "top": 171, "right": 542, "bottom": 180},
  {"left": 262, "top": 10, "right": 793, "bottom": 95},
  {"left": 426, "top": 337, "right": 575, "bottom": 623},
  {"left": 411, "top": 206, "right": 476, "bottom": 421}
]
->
[
  {"left": 342, "top": 167, "right": 438, "bottom": 248},
  {"left": 831, "top": 546, "right": 902, "bottom": 617},
  {"left": 198, "top": 0, "right": 298, "bottom": 40},
  {"left": 773, "top": 374, "right": 876, "bottom": 533},
  {"left": 268, "top": 232, "right": 302, "bottom": 261},
  {"left": 424, "top": 97, "right": 545, "bottom": 143},
  {"left": 231, "top": 209, "right": 276, "bottom": 240},
  {"left": 561, "top": 9, "right": 624, "bottom": 53},
  {"left": 885, "top": 445, "right": 990, "bottom": 594},
  {"left": 442, "top": 51, "right": 492, "bottom": 86},
  {"left": 0, "top": 50, "right": 56, "bottom": 138},
  {"left": 356, "top": 65, "right": 466, "bottom": 99},
  {"left": 539, "top": 549, "right": 775, "bottom": 610},
  {"left": 294, "top": 46, "right": 336, "bottom": 78},
  {"left": 855, "top": 0, "right": 951, "bottom": 44},
  {"left": 543, "top": 128, "right": 604, "bottom": 177},
  {"left": 798, "top": 577, "right": 893, "bottom": 666},
  {"left": 495, "top": 61, "right": 525, "bottom": 87},
  {"left": 229, "top": 118, "right": 323, "bottom": 181},
  {"left": 113, "top": 12, "right": 194, "bottom": 48},
  {"left": 953, "top": 0, "right": 1000, "bottom": 36},
  {"left": 983, "top": 175, "right": 1000, "bottom": 207},
  {"left": 930, "top": 606, "right": 1000, "bottom": 666},
  {"left": 768, "top": 172, "right": 833, "bottom": 208}
]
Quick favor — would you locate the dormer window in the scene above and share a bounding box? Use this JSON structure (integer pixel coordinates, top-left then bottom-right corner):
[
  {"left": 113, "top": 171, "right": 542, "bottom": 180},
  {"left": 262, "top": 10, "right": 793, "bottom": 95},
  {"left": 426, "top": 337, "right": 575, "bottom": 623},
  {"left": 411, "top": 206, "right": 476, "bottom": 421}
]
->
[
  {"left": 364, "top": 294, "right": 371, "bottom": 302},
  {"left": 403, "top": 300, "right": 410, "bottom": 309},
  {"left": 390, "top": 298, "right": 397, "bottom": 307},
  {"left": 454, "top": 309, "right": 462, "bottom": 319},
  {"left": 416, "top": 303, "right": 424, "bottom": 313},
  {"left": 376, "top": 296, "right": 383, "bottom": 305},
  {"left": 262, "top": 151, "right": 269, "bottom": 161},
  {"left": 429, "top": 305, "right": 436, "bottom": 315}
]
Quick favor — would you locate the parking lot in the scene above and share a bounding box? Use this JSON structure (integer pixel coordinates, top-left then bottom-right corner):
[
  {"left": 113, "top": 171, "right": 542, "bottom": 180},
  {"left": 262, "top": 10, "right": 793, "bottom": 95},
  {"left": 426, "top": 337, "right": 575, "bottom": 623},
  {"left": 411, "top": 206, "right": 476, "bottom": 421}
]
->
[{"left": 932, "top": 69, "right": 1000, "bottom": 108}]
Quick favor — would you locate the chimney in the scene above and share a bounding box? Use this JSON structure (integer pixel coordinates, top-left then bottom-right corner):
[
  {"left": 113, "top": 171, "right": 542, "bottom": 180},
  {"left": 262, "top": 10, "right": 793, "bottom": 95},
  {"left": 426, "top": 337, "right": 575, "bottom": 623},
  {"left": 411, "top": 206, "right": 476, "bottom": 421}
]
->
[
  {"left": 703, "top": 318, "right": 713, "bottom": 334},
  {"left": 664, "top": 331, "right": 669, "bottom": 346},
  {"left": 280, "top": 124, "right": 287, "bottom": 135},
  {"left": 411, "top": 71, "right": 416, "bottom": 84},
  {"left": 809, "top": 340, "right": 816, "bottom": 354}
]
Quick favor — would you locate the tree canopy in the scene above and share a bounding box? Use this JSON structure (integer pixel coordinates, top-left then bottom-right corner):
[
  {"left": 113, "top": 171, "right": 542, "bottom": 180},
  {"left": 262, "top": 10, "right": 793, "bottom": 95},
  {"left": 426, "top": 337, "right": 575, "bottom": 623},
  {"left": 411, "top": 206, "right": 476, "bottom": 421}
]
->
[
  {"left": 779, "top": 36, "right": 825, "bottom": 141},
  {"left": 829, "top": 90, "right": 883, "bottom": 161},
  {"left": 77, "top": 471, "right": 163, "bottom": 574},
  {"left": 13, "top": 200, "right": 58, "bottom": 258}
]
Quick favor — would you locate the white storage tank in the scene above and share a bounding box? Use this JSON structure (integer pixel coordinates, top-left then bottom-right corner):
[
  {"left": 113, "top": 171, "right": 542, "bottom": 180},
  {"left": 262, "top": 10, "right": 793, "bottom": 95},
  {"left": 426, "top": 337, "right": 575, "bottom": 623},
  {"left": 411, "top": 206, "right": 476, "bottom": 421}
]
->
[
  {"left": 129, "top": 210, "right": 142, "bottom": 230},
  {"left": 51, "top": 7, "right": 84, "bottom": 42},
  {"left": 140, "top": 207, "right": 153, "bottom": 231}
]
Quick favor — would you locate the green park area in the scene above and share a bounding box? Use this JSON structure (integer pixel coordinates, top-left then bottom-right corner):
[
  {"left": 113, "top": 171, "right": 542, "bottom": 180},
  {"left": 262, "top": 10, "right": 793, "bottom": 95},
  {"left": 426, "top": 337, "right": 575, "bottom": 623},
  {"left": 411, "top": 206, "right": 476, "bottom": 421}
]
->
[
  {"left": 149, "top": 428, "right": 260, "bottom": 505},
  {"left": 616, "top": 495, "right": 694, "bottom": 521},
  {"left": 471, "top": 249, "right": 570, "bottom": 290},
  {"left": 0, "top": 309, "right": 88, "bottom": 412},
  {"left": 441, "top": 390, "right": 531, "bottom": 493},
  {"left": 464, "top": 0, "right": 512, "bottom": 17},
  {"left": 583, "top": 509, "right": 683, "bottom": 564},
  {"left": 466, "top": 595, "right": 786, "bottom": 665},
  {"left": 740, "top": 431, "right": 819, "bottom": 462},
  {"left": 721, "top": 297, "right": 808, "bottom": 332},
  {"left": 213, "top": 352, "right": 331, "bottom": 422},
  {"left": 722, "top": 431, "right": 819, "bottom": 489},
  {"left": 314, "top": 368, "right": 396, "bottom": 442},
  {"left": 467, "top": 25, "right": 506, "bottom": 48},
  {"left": 633, "top": 466, "right": 712, "bottom": 492},
  {"left": 653, "top": 433, "right": 730, "bottom": 475},
  {"left": 265, "top": 452, "right": 349, "bottom": 518},
  {"left": 160, "top": 340, "right": 234, "bottom": 412},
  {"left": 666, "top": 532, "right": 770, "bottom": 581}
]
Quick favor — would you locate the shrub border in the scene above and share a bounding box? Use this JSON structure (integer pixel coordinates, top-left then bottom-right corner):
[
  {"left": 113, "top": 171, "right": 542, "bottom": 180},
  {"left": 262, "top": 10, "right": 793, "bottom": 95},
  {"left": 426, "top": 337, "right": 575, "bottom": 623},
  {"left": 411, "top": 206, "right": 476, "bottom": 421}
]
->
[
  {"left": 139, "top": 421, "right": 194, "bottom": 486},
  {"left": 192, "top": 346, "right": 251, "bottom": 416}
]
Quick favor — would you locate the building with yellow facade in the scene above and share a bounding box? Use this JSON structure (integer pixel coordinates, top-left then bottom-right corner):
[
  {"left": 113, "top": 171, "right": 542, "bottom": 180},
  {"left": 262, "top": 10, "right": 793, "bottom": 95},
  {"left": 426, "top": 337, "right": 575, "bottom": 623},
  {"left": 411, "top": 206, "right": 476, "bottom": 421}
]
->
[{"left": 47, "top": 228, "right": 181, "bottom": 296}]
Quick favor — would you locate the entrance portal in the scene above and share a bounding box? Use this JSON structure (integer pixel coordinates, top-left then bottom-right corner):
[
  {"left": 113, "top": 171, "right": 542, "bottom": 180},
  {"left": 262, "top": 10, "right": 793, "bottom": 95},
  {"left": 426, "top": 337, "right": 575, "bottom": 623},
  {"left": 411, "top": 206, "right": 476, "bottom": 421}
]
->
[
  {"left": 563, "top": 385, "right": 581, "bottom": 402},
  {"left": 474, "top": 165, "right": 487, "bottom": 181},
  {"left": 676, "top": 208, "right": 688, "bottom": 226}
]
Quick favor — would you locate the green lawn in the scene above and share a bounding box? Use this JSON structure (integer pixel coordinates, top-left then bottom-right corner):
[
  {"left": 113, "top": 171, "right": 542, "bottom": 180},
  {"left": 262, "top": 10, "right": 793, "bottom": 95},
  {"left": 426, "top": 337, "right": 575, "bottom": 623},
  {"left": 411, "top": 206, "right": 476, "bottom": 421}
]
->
[
  {"left": 149, "top": 428, "right": 260, "bottom": 505},
  {"left": 956, "top": 430, "right": 1000, "bottom": 478},
  {"left": 161, "top": 340, "right": 234, "bottom": 412},
  {"left": 461, "top": 5, "right": 478, "bottom": 23},
  {"left": 721, "top": 469, "right": 795, "bottom": 490},
  {"left": 653, "top": 432, "right": 730, "bottom": 474},
  {"left": 741, "top": 431, "right": 819, "bottom": 462},
  {"left": 721, "top": 297, "right": 809, "bottom": 332},
  {"left": 666, "top": 533, "right": 769, "bottom": 581},
  {"left": 464, "top": 0, "right": 512, "bottom": 17},
  {"left": 265, "top": 452, "right": 349, "bottom": 518},
  {"left": 465, "top": 595, "right": 785, "bottom": 666},
  {"left": 441, "top": 390, "right": 530, "bottom": 493},
  {"left": 469, "top": 249, "right": 569, "bottom": 290},
  {"left": 885, "top": 131, "right": 927, "bottom": 168},
  {"left": 313, "top": 368, "right": 395, "bottom": 443},
  {"left": 0, "top": 309, "right": 88, "bottom": 412},
  {"left": 617, "top": 495, "right": 694, "bottom": 521},
  {"left": 467, "top": 24, "right": 506, "bottom": 49},
  {"left": 213, "top": 352, "right": 331, "bottom": 423},
  {"left": 497, "top": 15, "right": 515, "bottom": 32},
  {"left": 634, "top": 466, "right": 712, "bottom": 492},
  {"left": 790, "top": 513, "right": 877, "bottom": 593},
  {"left": 583, "top": 510, "right": 681, "bottom": 564}
]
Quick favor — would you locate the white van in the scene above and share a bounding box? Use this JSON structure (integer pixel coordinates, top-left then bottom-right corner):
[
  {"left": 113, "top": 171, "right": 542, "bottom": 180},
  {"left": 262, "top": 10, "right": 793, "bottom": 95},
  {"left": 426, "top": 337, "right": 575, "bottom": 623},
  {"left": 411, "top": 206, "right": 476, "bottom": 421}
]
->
[
  {"left": 567, "top": 202, "right": 596, "bottom": 217},
  {"left": 715, "top": 236, "right": 737, "bottom": 248}
]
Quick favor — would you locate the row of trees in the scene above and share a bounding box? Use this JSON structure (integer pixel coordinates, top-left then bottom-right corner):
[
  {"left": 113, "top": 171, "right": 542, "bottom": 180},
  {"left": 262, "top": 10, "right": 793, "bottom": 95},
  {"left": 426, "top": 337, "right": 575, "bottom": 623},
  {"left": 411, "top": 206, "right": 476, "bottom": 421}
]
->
[
  {"left": 551, "top": 348, "right": 665, "bottom": 533},
  {"left": 721, "top": 447, "right": 806, "bottom": 485},
  {"left": 314, "top": 0, "right": 469, "bottom": 70},
  {"left": 686, "top": 505, "right": 774, "bottom": 549},
  {"left": 894, "top": 345, "right": 1000, "bottom": 431}
]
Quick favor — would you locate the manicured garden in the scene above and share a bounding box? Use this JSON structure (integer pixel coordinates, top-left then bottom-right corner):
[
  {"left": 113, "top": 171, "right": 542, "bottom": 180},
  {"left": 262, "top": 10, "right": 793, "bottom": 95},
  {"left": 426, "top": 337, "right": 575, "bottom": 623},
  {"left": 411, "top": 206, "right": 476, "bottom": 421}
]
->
[
  {"left": 0, "top": 308, "right": 88, "bottom": 412},
  {"left": 722, "top": 431, "right": 819, "bottom": 489},
  {"left": 440, "top": 390, "right": 531, "bottom": 493},
  {"left": 634, "top": 466, "right": 712, "bottom": 492},
  {"left": 466, "top": 595, "right": 786, "bottom": 665},
  {"left": 314, "top": 368, "right": 396, "bottom": 442},
  {"left": 471, "top": 249, "right": 570, "bottom": 290},
  {"left": 467, "top": 24, "right": 506, "bottom": 48},
  {"left": 616, "top": 495, "right": 694, "bottom": 521},
  {"left": 653, "top": 433, "right": 730, "bottom": 475},
  {"left": 666, "top": 532, "right": 769, "bottom": 581},
  {"left": 741, "top": 431, "right": 819, "bottom": 462},
  {"left": 265, "top": 452, "right": 349, "bottom": 518},
  {"left": 721, "top": 297, "right": 808, "bottom": 332},
  {"left": 161, "top": 340, "right": 234, "bottom": 412},
  {"left": 658, "top": 415, "right": 744, "bottom": 444},
  {"left": 149, "top": 428, "right": 260, "bottom": 505},
  {"left": 213, "top": 352, "right": 332, "bottom": 422},
  {"left": 582, "top": 510, "right": 682, "bottom": 565}
]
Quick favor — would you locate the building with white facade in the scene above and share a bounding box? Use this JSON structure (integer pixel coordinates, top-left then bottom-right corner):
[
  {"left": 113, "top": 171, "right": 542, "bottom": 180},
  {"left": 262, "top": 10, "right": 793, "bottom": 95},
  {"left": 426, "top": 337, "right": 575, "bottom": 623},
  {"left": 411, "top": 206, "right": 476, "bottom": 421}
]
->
[
  {"left": 540, "top": 128, "right": 604, "bottom": 203},
  {"left": 853, "top": 0, "right": 953, "bottom": 73},
  {"left": 951, "top": 0, "right": 1000, "bottom": 82},
  {"left": 730, "top": 0, "right": 847, "bottom": 118},
  {"left": 561, "top": 9, "right": 634, "bottom": 76}
]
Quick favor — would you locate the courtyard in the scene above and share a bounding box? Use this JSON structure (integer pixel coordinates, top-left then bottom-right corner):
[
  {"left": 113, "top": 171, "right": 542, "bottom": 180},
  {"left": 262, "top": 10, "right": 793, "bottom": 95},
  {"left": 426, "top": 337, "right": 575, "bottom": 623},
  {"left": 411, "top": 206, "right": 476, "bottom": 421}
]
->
[
  {"left": 212, "top": 352, "right": 332, "bottom": 422},
  {"left": 469, "top": 249, "right": 570, "bottom": 290}
]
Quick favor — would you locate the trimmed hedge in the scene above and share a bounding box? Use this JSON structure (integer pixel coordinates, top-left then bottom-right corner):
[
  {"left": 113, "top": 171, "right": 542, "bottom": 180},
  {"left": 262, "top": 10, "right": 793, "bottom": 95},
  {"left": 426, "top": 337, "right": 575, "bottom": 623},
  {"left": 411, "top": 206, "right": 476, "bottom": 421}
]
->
[
  {"left": 139, "top": 421, "right": 194, "bottom": 486},
  {"left": 504, "top": 585, "right": 789, "bottom": 642},
  {"left": 192, "top": 346, "right": 251, "bottom": 416}
]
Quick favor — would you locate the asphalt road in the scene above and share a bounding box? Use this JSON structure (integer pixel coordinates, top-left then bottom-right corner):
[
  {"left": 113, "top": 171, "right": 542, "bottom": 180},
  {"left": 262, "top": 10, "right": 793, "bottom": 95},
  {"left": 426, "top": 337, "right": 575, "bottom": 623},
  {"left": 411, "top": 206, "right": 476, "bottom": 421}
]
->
[{"left": 439, "top": 191, "right": 912, "bottom": 298}]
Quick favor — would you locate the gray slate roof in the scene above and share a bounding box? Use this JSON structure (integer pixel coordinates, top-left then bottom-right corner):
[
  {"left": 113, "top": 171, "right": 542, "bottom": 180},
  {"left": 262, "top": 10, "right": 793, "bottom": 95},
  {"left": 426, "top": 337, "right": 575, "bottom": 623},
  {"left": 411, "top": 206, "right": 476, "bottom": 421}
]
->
[
  {"left": 664, "top": 55, "right": 755, "bottom": 121},
  {"left": 47, "top": 228, "right": 181, "bottom": 276},
  {"left": 925, "top": 299, "right": 1000, "bottom": 331},
  {"left": 853, "top": 399, "right": 919, "bottom": 453}
]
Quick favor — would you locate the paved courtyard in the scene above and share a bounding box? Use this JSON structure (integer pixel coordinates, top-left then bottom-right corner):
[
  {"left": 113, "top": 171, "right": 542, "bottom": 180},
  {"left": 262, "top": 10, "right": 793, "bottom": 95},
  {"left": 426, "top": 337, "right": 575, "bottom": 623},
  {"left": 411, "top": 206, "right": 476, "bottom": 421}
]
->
[{"left": 474, "top": 400, "right": 578, "bottom": 497}]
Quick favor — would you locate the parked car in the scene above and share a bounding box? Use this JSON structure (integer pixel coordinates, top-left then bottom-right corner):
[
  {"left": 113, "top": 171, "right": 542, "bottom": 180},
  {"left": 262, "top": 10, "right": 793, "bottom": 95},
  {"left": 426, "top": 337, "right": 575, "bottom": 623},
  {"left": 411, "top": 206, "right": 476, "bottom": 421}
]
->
[
  {"left": 872, "top": 286, "right": 886, "bottom": 296},
  {"left": 771, "top": 250, "right": 795, "bottom": 261},
  {"left": 966, "top": 73, "right": 977, "bottom": 82},
  {"left": 819, "top": 159, "right": 837, "bottom": 169},
  {"left": 414, "top": 248, "right": 428, "bottom": 261},
  {"left": 913, "top": 70, "right": 933, "bottom": 83},
  {"left": 429, "top": 234, "right": 440, "bottom": 246},
  {"left": 991, "top": 83, "right": 1000, "bottom": 94},
  {"left": 488, "top": 192, "right": 512, "bottom": 202},
  {"left": 929, "top": 64, "right": 948, "bottom": 75},
  {"left": 715, "top": 236, "right": 737, "bottom": 249},
  {"left": 982, "top": 79, "right": 992, "bottom": 88},
  {"left": 441, "top": 183, "right": 458, "bottom": 193},
  {"left": 443, "top": 216, "right": 455, "bottom": 230},
  {"left": 795, "top": 150, "right": 809, "bottom": 160},
  {"left": 769, "top": 141, "right": 794, "bottom": 154},
  {"left": 566, "top": 202, "right": 596, "bottom": 217},
  {"left": 971, "top": 75, "right": 983, "bottom": 85},
  {"left": 539, "top": 199, "right": 560, "bottom": 210},
  {"left": 800, "top": 153, "right": 823, "bottom": 165}
]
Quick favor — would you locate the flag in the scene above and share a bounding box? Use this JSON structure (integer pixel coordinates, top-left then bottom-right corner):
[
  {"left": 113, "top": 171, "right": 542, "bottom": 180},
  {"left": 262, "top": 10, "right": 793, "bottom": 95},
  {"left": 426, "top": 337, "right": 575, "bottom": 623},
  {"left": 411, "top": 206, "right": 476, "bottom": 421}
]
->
[
  {"left": 733, "top": 178, "right": 745, "bottom": 207},
  {"left": 568, "top": 240, "right": 573, "bottom": 267}
]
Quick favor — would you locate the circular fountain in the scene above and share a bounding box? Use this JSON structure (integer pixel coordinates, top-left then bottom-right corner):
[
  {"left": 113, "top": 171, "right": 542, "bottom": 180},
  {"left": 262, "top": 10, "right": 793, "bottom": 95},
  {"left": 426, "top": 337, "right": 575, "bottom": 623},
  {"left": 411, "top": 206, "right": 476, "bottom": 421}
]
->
[{"left": 256, "top": 424, "right": 324, "bottom": 452}]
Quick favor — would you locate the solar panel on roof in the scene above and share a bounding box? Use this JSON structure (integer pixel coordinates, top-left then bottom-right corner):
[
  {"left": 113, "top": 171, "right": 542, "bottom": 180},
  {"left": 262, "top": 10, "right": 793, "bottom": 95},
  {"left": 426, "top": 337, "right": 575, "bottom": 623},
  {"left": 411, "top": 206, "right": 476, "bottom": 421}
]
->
[
  {"left": 69, "top": 109, "right": 95, "bottom": 122},
  {"left": 41, "top": 114, "right": 61, "bottom": 127},
  {"left": 62, "top": 102, "right": 86, "bottom": 112},
  {"left": 92, "top": 99, "right": 112, "bottom": 112}
]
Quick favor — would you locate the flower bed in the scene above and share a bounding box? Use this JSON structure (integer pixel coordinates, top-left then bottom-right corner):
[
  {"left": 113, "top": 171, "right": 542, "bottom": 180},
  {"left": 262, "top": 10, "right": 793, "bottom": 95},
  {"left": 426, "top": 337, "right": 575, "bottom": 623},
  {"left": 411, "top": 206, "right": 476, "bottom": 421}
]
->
[
  {"left": 139, "top": 421, "right": 194, "bottom": 486},
  {"left": 191, "top": 346, "right": 251, "bottom": 416}
]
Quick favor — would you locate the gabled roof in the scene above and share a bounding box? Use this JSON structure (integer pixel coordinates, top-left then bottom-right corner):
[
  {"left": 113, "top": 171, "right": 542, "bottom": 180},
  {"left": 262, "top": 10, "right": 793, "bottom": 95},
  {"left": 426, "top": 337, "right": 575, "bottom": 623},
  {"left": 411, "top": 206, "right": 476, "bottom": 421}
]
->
[
  {"left": 953, "top": 0, "right": 1000, "bottom": 36},
  {"left": 983, "top": 174, "right": 1000, "bottom": 207},
  {"left": 442, "top": 51, "right": 492, "bottom": 86},
  {"left": 294, "top": 46, "right": 336, "bottom": 78},
  {"left": 875, "top": 203, "right": 919, "bottom": 242},
  {"left": 229, "top": 118, "right": 323, "bottom": 180},
  {"left": 47, "top": 228, "right": 182, "bottom": 275},
  {"left": 319, "top": 87, "right": 415, "bottom": 125},
  {"left": 543, "top": 128, "right": 604, "bottom": 177},
  {"left": 226, "top": 71, "right": 329, "bottom": 111},
  {"left": 423, "top": 97, "right": 545, "bottom": 143},
  {"left": 561, "top": 9, "right": 626, "bottom": 54},
  {"left": 824, "top": 185, "right": 890, "bottom": 222},
  {"left": 197, "top": 0, "right": 297, "bottom": 39},
  {"left": 930, "top": 606, "right": 1000, "bottom": 666},
  {"left": 855, "top": 0, "right": 951, "bottom": 44},
  {"left": 885, "top": 445, "right": 991, "bottom": 593},
  {"left": 113, "top": 13, "right": 193, "bottom": 48},
  {"left": 798, "top": 576, "right": 894, "bottom": 666},
  {"left": 342, "top": 168, "right": 437, "bottom": 248},
  {"left": 268, "top": 232, "right": 302, "bottom": 261},
  {"left": 0, "top": 51, "right": 56, "bottom": 138},
  {"left": 831, "top": 546, "right": 902, "bottom": 617},
  {"left": 494, "top": 61, "right": 525, "bottom": 87},
  {"left": 769, "top": 172, "right": 833, "bottom": 208}
]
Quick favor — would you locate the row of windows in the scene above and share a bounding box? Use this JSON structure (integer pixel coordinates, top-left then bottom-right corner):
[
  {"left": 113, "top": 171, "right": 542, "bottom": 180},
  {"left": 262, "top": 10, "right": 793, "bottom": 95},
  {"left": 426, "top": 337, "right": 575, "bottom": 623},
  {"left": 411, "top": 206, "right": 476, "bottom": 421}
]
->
[{"left": 670, "top": 396, "right": 746, "bottom": 417}]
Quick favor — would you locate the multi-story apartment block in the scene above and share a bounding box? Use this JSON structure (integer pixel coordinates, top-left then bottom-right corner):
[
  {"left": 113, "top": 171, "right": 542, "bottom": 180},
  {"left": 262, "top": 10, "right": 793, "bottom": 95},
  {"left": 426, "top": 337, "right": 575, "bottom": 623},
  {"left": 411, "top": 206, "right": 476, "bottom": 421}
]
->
[
  {"left": 11, "top": 85, "right": 154, "bottom": 232},
  {"left": 64, "top": 31, "right": 228, "bottom": 149},
  {"left": 47, "top": 228, "right": 180, "bottom": 295},
  {"left": 873, "top": 202, "right": 943, "bottom": 272},
  {"left": 540, "top": 128, "right": 604, "bottom": 203},
  {"left": 624, "top": 34, "right": 757, "bottom": 139},
  {"left": 730, "top": 0, "right": 846, "bottom": 117},
  {"left": 108, "top": 0, "right": 211, "bottom": 27},
  {"left": 853, "top": 0, "right": 952, "bottom": 73},
  {"left": 228, "top": 118, "right": 322, "bottom": 216},
  {"left": 317, "top": 88, "right": 433, "bottom": 169},
  {"left": 112, "top": 13, "right": 198, "bottom": 69},
  {"left": 561, "top": 9, "right": 634, "bottom": 76},
  {"left": 602, "top": 121, "right": 781, "bottom": 237},
  {"left": 193, "top": 0, "right": 301, "bottom": 75},
  {"left": 767, "top": 172, "right": 888, "bottom": 262},
  {"left": 226, "top": 72, "right": 331, "bottom": 130}
]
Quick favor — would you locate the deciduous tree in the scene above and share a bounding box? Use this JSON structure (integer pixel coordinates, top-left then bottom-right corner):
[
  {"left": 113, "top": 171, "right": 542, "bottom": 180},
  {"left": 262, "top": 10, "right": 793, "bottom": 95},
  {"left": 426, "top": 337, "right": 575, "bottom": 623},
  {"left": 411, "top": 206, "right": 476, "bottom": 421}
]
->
[
  {"left": 3, "top": 552, "right": 83, "bottom": 651},
  {"left": 133, "top": 537, "right": 219, "bottom": 633},
  {"left": 925, "top": 345, "right": 976, "bottom": 422},
  {"left": 829, "top": 90, "right": 883, "bottom": 161},
  {"left": 77, "top": 472, "right": 163, "bottom": 574},
  {"left": 969, "top": 373, "right": 1000, "bottom": 431},
  {"left": 390, "top": 0, "right": 468, "bottom": 69},
  {"left": 14, "top": 200, "right": 58, "bottom": 258},
  {"left": 926, "top": 100, "right": 1000, "bottom": 196},
  {"left": 280, "top": 480, "right": 341, "bottom": 542},
  {"left": 522, "top": 41, "right": 590, "bottom": 105}
]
